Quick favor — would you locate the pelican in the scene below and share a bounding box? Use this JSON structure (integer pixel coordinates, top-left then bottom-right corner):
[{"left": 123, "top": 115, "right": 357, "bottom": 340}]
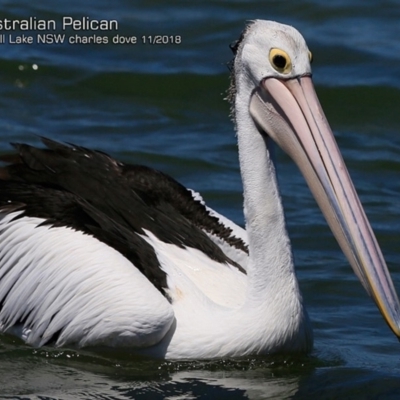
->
[{"left": 0, "top": 20, "right": 399, "bottom": 359}]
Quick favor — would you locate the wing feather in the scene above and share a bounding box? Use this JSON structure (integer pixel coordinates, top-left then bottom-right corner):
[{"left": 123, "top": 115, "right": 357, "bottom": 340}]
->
[{"left": 0, "top": 212, "right": 174, "bottom": 348}]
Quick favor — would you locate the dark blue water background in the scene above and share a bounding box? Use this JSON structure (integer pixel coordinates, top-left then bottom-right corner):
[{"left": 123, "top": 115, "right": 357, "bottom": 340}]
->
[{"left": 0, "top": 1, "right": 400, "bottom": 398}]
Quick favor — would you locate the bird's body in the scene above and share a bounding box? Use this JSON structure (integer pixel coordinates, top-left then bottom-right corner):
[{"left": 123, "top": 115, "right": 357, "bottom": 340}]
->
[
  {"left": 0, "top": 20, "right": 399, "bottom": 359},
  {"left": 0, "top": 139, "right": 309, "bottom": 358}
]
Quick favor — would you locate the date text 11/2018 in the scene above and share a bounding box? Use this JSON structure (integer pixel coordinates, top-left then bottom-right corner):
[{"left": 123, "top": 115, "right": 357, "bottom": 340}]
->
[{"left": 141, "top": 35, "right": 181, "bottom": 44}]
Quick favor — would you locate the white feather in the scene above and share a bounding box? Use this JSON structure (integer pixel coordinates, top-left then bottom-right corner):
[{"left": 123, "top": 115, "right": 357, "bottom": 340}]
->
[
  {"left": 0, "top": 212, "right": 174, "bottom": 348},
  {"left": 141, "top": 229, "right": 247, "bottom": 309}
]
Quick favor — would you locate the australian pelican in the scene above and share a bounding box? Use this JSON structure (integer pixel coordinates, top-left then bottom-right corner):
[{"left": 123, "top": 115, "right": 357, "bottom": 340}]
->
[{"left": 0, "top": 20, "right": 399, "bottom": 359}]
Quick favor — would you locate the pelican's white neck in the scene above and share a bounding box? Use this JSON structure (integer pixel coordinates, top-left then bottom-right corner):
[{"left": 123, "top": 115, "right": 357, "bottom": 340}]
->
[
  {"left": 231, "top": 65, "right": 312, "bottom": 351},
  {"left": 235, "top": 71, "right": 295, "bottom": 297}
]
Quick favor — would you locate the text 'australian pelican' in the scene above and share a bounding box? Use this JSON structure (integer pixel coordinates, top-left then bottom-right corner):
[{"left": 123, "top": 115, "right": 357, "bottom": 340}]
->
[{"left": 0, "top": 20, "right": 399, "bottom": 359}]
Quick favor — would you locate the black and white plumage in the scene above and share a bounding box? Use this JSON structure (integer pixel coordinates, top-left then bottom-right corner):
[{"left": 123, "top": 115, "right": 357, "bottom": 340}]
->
[
  {"left": 0, "top": 139, "right": 249, "bottom": 352},
  {"left": 0, "top": 20, "right": 400, "bottom": 359}
]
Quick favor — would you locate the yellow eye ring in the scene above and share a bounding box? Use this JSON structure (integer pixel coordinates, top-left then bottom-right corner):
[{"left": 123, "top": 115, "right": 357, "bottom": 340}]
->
[
  {"left": 308, "top": 50, "right": 313, "bottom": 64},
  {"left": 269, "top": 48, "right": 292, "bottom": 74}
]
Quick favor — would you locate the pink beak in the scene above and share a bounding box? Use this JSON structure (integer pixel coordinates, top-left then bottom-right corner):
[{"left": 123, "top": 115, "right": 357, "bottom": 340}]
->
[{"left": 250, "top": 75, "right": 400, "bottom": 338}]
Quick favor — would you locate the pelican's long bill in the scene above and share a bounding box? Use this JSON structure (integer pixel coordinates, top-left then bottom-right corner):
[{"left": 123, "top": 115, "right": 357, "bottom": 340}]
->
[{"left": 250, "top": 75, "right": 400, "bottom": 338}]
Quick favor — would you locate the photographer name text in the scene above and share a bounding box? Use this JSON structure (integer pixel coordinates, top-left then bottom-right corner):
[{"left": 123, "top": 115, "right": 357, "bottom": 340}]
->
[{"left": 0, "top": 17, "right": 182, "bottom": 45}]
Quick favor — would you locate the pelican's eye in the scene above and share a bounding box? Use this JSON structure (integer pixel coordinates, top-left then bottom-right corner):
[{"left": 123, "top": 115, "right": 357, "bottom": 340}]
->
[
  {"left": 308, "top": 50, "right": 313, "bottom": 64},
  {"left": 269, "top": 48, "right": 292, "bottom": 74}
]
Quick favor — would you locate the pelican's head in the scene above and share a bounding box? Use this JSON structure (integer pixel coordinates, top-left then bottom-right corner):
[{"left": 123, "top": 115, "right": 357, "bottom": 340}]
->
[
  {"left": 232, "top": 20, "right": 312, "bottom": 85},
  {"left": 231, "top": 20, "right": 400, "bottom": 340}
]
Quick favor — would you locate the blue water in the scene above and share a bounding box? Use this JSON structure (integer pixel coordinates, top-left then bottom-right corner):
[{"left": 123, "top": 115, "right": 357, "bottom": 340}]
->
[{"left": 1, "top": 1, "right": 400, "bottom": 399}]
